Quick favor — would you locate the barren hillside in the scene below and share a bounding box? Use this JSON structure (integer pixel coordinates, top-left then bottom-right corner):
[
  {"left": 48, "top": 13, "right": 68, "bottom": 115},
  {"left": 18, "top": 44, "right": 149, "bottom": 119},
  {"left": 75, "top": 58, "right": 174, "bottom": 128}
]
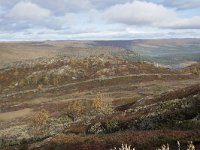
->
[{"left": 0, "top": 54, "right": 200, "bottom": 150}]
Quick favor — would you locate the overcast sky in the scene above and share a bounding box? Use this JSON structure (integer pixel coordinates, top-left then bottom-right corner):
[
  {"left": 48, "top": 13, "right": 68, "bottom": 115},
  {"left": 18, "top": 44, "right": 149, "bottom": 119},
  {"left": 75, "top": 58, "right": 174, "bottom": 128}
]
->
[{"left": 0, "top": 0, "right": 200, "bottom": 40}]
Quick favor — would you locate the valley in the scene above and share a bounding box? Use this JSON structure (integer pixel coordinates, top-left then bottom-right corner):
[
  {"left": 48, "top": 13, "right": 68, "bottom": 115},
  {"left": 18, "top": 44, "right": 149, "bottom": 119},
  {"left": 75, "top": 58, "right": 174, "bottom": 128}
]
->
[{"left": 0, "top": 51, "right": 200, "bottom": 149}]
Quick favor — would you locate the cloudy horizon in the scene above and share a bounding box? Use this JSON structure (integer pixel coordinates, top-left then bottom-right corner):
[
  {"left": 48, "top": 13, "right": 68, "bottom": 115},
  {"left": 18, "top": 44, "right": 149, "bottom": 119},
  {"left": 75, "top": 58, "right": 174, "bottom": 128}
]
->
[{"left": 0, "top": 0, "right": 200, "bottom": 41}]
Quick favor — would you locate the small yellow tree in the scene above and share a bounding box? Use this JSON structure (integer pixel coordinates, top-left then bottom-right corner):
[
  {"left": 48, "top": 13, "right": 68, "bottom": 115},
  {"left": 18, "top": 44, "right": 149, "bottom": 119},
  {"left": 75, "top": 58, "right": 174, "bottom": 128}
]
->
[
  {"left": 69, "top": 100, "right": 84, "bottom": 115},
  {"left": 91, "top": 93, "right": 104, "bottom": 112},
  {"left": 32, "top": 109, "right": 49, "bottom": 127},
  {"left": 90, "top": 93, "right": 113, "bottom": 114},
  {"left": 30, "top": 109, "right": 49, "bottom": 137}
]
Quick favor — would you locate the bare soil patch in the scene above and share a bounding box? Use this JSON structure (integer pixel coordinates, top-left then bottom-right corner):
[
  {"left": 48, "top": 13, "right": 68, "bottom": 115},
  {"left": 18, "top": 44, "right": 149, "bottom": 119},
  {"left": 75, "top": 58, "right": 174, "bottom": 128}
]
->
[{"left": 0, "top": 108, "right": 32, "bottom": 121}]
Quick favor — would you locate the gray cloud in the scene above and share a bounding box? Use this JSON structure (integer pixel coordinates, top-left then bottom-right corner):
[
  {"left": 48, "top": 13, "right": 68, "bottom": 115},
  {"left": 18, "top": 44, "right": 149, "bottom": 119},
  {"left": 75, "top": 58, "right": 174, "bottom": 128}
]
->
[
  {"left": 0, "top": 0, "right": 19, "bottom": 9},
  {"left": 0, "top": 0, "right": 200, "bottom": 40},
  {"left": 103, "top": 1, "right": 200, "bottom": 29},
  {"left": 90, "top": 0, "right": 133, "bottom": 9},
  {"left": 8, "top": 1, "right": 51, "bottom": 20},
  {"left": 144, "top": 0, "right": 200, "bottom": 9},
  {"left": 160, "top": 16, "right": 200, "bottom": 29},
  {"left": 104, "top": 1, "right": 176, "bottom": 25},
  {"left": 162, "top": 0, "right": 200, "bottom": 9},
  {"left": 32, "top": 0, "right": 92, "bottom": 15},
  {"left": 32, "top": 0, "right": 133, "bottom": 14}
]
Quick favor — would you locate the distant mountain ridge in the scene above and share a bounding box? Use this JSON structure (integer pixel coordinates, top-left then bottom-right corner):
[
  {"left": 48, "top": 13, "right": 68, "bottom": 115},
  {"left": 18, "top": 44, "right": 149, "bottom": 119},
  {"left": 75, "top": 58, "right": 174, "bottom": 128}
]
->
[
  {"left": 92, "top": 38, "right": 200, "bottom": 65},
  {"left": 0, "top": 38, "right": 199, "bottom": 67}
]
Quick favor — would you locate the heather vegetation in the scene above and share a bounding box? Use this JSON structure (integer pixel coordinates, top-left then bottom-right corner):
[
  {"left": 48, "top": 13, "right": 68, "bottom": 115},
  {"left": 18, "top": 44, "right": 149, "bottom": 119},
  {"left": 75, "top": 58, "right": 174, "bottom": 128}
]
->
[{"left": 0, "top": 54, "right": 200, "bottom": 150}]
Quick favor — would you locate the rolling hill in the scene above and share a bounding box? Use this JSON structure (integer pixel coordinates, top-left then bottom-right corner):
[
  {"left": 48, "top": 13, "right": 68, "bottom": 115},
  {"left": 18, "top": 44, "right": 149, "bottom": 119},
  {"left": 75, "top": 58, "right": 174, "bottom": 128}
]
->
[{"left": 0, "top": 38, "right": 200, "bottom": 67}]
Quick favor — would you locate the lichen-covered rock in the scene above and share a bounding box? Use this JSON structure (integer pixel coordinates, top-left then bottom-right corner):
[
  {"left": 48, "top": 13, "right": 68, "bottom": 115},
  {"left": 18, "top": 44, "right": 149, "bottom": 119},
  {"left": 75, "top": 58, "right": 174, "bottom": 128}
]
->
[{"left": 88, "top": 122, "right": 103, "bottom": 134}]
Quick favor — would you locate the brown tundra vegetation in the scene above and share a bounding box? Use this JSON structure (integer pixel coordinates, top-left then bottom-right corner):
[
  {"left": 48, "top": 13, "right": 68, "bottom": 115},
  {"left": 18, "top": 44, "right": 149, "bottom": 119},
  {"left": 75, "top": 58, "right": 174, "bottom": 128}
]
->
[{"left": 0, "top": 53, "right": 200, "bottom": 150}]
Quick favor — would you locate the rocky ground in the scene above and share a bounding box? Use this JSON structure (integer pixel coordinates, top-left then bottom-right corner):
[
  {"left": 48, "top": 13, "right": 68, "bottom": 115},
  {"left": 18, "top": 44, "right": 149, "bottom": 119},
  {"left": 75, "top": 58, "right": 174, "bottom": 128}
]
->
[{"left": 0, "top": 55, "right": 200, "bottom": 150}]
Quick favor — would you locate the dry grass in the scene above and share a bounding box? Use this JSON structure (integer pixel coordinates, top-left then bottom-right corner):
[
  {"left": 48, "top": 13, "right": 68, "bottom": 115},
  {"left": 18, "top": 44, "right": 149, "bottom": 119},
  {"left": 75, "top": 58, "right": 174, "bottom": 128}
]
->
[
  {"left": 0, "top": 108, "right": 32, "bottom": 121},
  {"left": 111, "top": 144, "right": 135, "bottom": 150},
  {"left": 111, "top": 141, "right": 196, "bottom": 150}
]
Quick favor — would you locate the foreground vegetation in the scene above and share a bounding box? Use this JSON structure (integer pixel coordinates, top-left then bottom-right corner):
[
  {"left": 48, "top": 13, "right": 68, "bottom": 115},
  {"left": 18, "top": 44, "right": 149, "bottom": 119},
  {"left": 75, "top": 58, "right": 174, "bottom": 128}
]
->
[{"left": 0, "top": 55, "right": 200, "bottom": 150}]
